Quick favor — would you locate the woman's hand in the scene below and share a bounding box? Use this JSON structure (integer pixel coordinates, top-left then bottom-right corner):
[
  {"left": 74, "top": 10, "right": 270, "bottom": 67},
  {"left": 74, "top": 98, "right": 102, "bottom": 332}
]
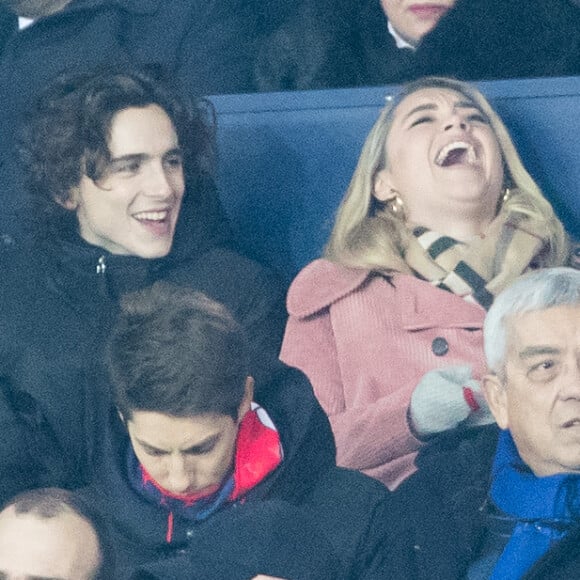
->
[{"left": 409, "top": 365, "right": 495, "bottom": 438}]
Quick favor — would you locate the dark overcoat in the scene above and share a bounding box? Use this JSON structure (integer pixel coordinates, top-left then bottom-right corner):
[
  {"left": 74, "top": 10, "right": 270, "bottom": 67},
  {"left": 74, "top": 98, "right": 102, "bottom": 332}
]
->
[{"left": 0, "top": 190, "right": 287, "bottom": 503}]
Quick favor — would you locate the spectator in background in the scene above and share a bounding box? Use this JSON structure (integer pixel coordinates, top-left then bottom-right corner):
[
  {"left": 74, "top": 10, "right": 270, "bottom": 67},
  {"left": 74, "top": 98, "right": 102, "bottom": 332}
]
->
[
  {"left": 0, "top": 0, "right": 263, "bottom": 243},
  {"left": 255, "top": 0, "right": 443, "bottom": 91},
  {"left": 391, "top": 267, "right": 580, "bottom": 579},
  {"left": 82, "top": 282, "right": 400, "bottom": 579},
  {"left": 281, "top": 76, "right": 568, "bottom": 490},
  {"left": 0, "top": 68, "right": 285, "bottom": 504},
  {"left": 0, "top": 487, "right": 113, "bottom": 579},
  {"left": 419, "top": 0, "right": 580, "bottom": 81},
  {"left": 381, "top": 0, "right": 455, "bottom": 47},
  {"left": 255, "top": 0, "right": 579, "bottom": 91}
]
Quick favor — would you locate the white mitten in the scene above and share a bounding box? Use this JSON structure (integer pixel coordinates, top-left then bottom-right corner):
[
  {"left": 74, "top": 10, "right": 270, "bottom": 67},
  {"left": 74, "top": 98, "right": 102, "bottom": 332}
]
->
[{"left": 409, "top": 365, "right": 494, "bottom": 439}]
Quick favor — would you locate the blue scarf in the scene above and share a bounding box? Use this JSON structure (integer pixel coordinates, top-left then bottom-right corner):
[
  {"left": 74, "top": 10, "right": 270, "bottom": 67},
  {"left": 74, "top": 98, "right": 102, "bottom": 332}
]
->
[{"left": 490, "top": 430, "right": 580, "bottom": 579}]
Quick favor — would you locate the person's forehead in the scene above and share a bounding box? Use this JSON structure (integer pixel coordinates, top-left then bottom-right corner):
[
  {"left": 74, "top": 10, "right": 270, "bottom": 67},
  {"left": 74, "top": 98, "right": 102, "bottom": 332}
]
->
[
  {"left": 128, "top": 411, "right": 235, "bottom": 447},
  {"left": 393, "top": 87, "right": 475, "bottom": 119},
  {"left": 0, "top": 508, "right": 99, "bottom": 579},
  {"left": 108, "top": 104, "right": 178, "bottom": 155},
  {"left": 506, "top": 305, "right": 580, "bottom": 354}
]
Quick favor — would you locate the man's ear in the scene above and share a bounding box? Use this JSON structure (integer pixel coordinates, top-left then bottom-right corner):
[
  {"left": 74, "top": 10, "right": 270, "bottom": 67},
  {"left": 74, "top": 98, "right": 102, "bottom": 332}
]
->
[
  {"left": 55, "top": 187, "right": 79, "bottom": 210},
  {"left": 373, "top": 169, "right": 396, "bottom": 202},
  {"left": 237, "top": 376, "right": 254, "bottom": 422},
  {"left": 482, "top": 374, "right": 509, "bottom": 429}
]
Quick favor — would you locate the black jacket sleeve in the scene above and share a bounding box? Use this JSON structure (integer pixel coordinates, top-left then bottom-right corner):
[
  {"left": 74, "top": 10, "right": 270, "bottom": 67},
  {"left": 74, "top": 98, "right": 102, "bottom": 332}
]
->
[{"left": 167, "top": 247, "right": 288, "bottom": 394}]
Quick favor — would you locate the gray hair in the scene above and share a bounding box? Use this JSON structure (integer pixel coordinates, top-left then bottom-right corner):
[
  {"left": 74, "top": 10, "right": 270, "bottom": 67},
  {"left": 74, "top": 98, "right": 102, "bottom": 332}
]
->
[{"left": 484, "top": 267, "right": 580, "bottom": 374}]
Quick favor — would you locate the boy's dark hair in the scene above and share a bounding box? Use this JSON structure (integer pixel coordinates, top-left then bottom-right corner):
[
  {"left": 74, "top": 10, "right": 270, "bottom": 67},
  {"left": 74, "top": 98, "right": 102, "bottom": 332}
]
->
[
  {"left": 2, "top": 487, "right": 115, "bottom": 579},
  {"left": 108, "top": 282, "right": 250, "bottom": 421},
  {"left": 19, "top": 65, "right": 215, "bottom": 232}
]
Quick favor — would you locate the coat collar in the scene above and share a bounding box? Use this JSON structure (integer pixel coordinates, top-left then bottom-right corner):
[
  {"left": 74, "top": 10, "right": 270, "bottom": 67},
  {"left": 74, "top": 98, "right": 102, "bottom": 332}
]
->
[
  {"left": 287, "top": 259, "right": 485, "bottom": 329},
  {"left": 49, "top": 232, "right": 156, "bottom": 300},
  {"left": 8, "top": 0, "right": 161, "bottom": 29},
  {"left": 395, "top": 273, "right": 485, "bottom": 331},
  {"left": 90, "top": 367, "right": 336, "bottom": 550},
  {"left": 287, "top": 259, "right": 371, "bottom": 318}
]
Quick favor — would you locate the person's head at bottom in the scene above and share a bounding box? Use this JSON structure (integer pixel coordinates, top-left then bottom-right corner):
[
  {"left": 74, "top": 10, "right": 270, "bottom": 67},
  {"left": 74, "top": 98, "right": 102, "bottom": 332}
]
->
[
  {"left": 109, "top": 281, "right": 254, "bottom": 498},
  {"left": 110, "top": 282, "right": 344, "bottom": 579},
  {"left": 0, "top": 487, "right": 106, "bottom": 580}
]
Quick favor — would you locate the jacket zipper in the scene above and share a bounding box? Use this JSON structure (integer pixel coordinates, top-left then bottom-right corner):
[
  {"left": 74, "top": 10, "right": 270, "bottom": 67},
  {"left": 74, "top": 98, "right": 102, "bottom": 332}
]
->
[
  {"left": 96, "top": 255, "right": 107, "bottom": 275},
  {"left": 96, "top": 255, "right": 107, "bottom": 295}
]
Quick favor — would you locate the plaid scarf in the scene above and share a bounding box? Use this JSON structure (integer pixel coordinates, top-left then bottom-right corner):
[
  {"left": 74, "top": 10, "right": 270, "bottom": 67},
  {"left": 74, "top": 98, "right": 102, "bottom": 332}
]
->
[{"left": 404, "top": 202, "right": 550, "bottom": 310}]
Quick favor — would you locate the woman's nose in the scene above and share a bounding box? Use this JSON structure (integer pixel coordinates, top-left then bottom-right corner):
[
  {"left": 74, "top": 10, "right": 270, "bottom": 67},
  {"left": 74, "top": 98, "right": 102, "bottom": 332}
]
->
[{"left": 444, "top": 114, "right": 468, "bottom": 132}]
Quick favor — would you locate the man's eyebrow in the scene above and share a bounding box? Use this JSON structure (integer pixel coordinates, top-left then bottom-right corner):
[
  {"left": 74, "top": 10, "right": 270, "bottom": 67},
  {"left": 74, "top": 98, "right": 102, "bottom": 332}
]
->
[
  {"left": 163, "top": 147, "right": 183, "bottom": 157},
  {"left": 135, "top": 438, "right": 167, "bottom": 453},
  {"left": 181, "top": 434, "right": 220, "bottom": 453},
  {"left": 519, "top": 345, "right": 561, "bottom": 359},
  {"left": 109, "top": 153, "right": 147, "bottom": 164},
  {"left": 109, "top": 147, "right": 182, "bottom": 164},
  {"left": 136, "top": 434, "right": 219, "bottom": 454}
]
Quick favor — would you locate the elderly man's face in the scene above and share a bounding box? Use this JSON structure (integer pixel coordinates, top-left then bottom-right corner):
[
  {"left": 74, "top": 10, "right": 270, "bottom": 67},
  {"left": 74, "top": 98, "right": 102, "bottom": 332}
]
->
[
  {"left": 484, "top": 305, "right": 580, "bottom": 476},
  {"left": 0, "top": 0, "right": 71, "bottom": 17},
  {"left": 0, "top": 506, "right": 101, "bottom": 579}
]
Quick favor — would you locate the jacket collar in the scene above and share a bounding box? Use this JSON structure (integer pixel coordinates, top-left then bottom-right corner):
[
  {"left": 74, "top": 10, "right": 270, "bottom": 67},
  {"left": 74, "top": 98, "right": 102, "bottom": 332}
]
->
[
  {"left": 395, "top": 273, "right": 485, "bottom": 331},
  {"left": 48, "top": 232, "right": 157, "bottom": 304},
  {"left": 287, "top": 259, "right": 371, "bottom": 318},
  {"left": 288, "top": 259, "right": 484, "bottom": 329},
  {"left": 91, "top": 367, "right": 336, "bottom": 550}
]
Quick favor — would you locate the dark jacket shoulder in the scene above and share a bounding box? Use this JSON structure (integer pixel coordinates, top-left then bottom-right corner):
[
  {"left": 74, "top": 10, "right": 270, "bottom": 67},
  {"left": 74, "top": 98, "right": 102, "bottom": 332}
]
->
[
  {"left": 524, "top": 523, "right": 580, "bottom": 579},
  {"left": 392, "top": 424, "right": 499, "bottom": 579},
  {"left": 82, "top": 366, "right": 404, "bottom": 578},
  {"left": 165, "top": 245, "right": 288, "bottom": 389}
]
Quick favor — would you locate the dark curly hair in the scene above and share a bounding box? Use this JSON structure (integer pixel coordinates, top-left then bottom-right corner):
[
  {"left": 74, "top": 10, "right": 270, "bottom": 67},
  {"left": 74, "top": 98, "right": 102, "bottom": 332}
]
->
[{"left": 19, "top": 65, "right": 216, "bottom": 234}]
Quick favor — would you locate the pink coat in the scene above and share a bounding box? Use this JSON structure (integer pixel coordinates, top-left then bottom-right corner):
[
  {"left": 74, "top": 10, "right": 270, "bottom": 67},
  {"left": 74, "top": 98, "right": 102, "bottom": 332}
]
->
[{"left": 280, "top": 259, "right": 487, "bottom": 490}]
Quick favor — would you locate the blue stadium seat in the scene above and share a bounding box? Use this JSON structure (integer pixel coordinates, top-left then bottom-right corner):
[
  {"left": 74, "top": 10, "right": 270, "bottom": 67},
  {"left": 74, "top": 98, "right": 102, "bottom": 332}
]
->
[{"left": 210, "top": 77, "right": 580, "bottom": 281}]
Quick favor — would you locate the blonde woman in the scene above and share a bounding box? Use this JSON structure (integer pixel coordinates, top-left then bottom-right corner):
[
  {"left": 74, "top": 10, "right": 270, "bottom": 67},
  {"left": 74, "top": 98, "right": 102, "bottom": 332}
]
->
[{"left": 281, "top": 77, "right": 568, "bottom": 490}]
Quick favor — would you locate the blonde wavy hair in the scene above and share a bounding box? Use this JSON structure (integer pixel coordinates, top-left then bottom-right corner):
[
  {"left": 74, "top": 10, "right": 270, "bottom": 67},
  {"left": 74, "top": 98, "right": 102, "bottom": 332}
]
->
[{"left": 324, "top": 77, "right": 568, "bottom": 273}]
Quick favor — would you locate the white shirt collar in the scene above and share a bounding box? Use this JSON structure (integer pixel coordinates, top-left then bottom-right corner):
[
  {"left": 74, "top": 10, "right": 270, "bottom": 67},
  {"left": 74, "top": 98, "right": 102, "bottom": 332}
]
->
[
  {"left": 388, "top": 20, "right": 417, "bottom": 51},
  {"left": 18, "top": 17, "right": 35, "bottom": 30}
]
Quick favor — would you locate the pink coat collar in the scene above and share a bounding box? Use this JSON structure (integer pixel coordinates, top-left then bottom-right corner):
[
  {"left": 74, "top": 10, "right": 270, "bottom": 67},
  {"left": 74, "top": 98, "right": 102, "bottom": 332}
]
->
[{"left": 287, "top": 259, "right": 485, "bottom": 329}]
